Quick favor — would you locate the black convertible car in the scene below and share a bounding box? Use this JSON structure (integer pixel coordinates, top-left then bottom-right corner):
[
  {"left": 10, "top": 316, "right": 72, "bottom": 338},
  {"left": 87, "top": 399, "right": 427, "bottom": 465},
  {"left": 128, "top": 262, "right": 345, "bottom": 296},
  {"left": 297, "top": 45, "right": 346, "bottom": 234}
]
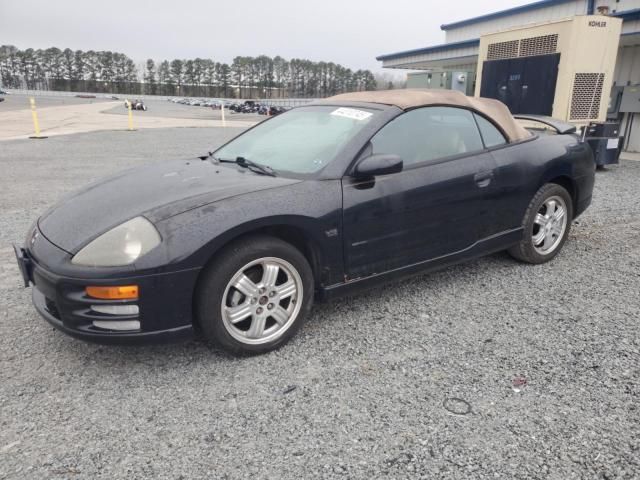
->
[{"left": 14, "top": 89, "right": 595, "bottom": 354}]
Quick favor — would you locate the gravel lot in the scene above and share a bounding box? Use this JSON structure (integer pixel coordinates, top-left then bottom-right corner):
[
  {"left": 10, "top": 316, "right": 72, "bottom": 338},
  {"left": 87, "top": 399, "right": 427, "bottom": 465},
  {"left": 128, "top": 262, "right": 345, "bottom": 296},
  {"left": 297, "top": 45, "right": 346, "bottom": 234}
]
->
[
  {"left": 102, "top": 99, "right": 263, "bottom": 123},
  {"left": 0, "top": 94, "right": 111, "bottom": 112},
  {"left": 1, "top": 128, "right": 639, "bottom": 479},
  {"left": 0, "top": 93, "right": 261, "bottom": 122},
  {"left": 0, "top": 94, "right": 259, "bottom": 141}
]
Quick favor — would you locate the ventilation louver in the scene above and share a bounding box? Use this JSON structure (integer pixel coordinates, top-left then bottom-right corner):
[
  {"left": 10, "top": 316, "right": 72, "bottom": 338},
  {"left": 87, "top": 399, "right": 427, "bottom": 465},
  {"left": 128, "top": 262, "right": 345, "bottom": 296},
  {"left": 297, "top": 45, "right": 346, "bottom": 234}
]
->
[
  {"left": 487, "top": 34, "right": 559, "bottom": 60},
  {"left": 487, "top": 40, "right": 520, "bottom": 60},
  {"left": 519, "top": 34, "right": 558, "bottom": 57},
  {"left": 570, "top": 73, "right": 605, "bottom": 120}
]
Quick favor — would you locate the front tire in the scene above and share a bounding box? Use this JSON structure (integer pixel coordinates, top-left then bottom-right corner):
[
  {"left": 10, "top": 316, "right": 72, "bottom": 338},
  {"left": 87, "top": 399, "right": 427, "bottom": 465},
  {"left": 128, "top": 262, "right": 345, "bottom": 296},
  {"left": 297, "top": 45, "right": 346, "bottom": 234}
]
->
[
  {"left": 508, "top": 183, "right": 573, "bottom": 264},
  {"left": 195, "top": 235, "right": 313, "bottom": 355}
]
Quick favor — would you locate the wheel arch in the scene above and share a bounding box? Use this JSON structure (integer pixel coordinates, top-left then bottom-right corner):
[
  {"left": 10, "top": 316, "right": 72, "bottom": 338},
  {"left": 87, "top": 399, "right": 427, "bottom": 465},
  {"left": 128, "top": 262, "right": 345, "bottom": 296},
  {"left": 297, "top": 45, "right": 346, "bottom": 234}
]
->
[
  {"left": 545, "top": 175, "right": 577, "bottom": 213},
  {"left": 190, "top": 220, "right": 327, "bottom": 332},
  {"left": 537, "top": 159, "right": 577, "bottom": 211},
  {"left": 193, "top": 218, "right": 328, "bottom": 295},
  {"left": 235, "top": 224, "right": 324, "bottom": 286}
]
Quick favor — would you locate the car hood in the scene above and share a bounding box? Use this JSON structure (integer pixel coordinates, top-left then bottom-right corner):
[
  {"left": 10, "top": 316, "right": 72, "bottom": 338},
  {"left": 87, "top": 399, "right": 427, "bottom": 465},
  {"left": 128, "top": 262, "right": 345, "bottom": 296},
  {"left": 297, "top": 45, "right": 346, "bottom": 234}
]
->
[{"left": 38, "top": 158, "right": 300, "bottom": 253}]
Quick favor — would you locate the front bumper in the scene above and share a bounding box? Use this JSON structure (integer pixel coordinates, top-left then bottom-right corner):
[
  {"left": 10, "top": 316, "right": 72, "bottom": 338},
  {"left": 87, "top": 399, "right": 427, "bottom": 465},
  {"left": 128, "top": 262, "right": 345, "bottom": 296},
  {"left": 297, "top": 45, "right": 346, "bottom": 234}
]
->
[
  {"left": 15, "top": 235, "right": 200, "bottom": 345},
  {"left": 33, "top": 288, "right": 194, "bottom": 344}
]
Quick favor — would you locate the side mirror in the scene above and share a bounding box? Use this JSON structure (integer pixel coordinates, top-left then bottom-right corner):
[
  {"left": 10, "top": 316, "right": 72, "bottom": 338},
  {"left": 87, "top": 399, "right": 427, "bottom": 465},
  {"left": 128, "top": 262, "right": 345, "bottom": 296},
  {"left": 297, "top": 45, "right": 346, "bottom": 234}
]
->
[{"left": 354, "top": 154, "right": 403, "bottom": 178}]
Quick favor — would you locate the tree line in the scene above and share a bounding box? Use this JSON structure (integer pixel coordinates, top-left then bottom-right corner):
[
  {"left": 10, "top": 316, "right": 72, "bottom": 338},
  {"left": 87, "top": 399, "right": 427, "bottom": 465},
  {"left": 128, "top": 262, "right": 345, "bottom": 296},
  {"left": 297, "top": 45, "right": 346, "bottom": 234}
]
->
[{"left": 0, "top": 45, "right": 377, "bottom": 98}]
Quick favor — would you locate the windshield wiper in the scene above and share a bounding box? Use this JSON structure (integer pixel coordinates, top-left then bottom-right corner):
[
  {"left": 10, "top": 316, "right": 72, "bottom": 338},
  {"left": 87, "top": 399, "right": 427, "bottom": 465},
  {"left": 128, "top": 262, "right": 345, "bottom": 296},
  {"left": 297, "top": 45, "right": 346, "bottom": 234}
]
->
[
  {"left": 212, "top": 156, "right": 276, "bottom": 177},
  {"left": 236, "top": 157, "right": 277, "bottom": 177}
]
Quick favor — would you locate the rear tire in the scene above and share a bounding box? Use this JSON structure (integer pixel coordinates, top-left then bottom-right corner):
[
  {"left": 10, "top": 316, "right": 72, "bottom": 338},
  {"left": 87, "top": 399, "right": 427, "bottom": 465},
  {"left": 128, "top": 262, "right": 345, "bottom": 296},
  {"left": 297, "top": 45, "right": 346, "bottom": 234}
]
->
[
  {"left": 508, "top": 183, "right": 573, "bottom": 264},
  {"left": 195, "top": 235, "right": 313, "bottom": 355}
]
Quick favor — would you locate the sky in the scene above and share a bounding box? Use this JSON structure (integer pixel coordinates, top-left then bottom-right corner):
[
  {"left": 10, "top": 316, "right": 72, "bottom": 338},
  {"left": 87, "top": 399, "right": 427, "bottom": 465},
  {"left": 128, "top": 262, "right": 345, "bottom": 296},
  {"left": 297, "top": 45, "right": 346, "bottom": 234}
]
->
[{"left": 0, "top": 0, "right": 532, "bottom": 75}]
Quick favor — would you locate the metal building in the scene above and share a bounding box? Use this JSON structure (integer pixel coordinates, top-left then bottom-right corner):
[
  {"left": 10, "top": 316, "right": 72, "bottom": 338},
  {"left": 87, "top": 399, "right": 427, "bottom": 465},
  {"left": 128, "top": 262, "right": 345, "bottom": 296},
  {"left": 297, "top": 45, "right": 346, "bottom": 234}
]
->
[{"left": 377, "top": 0, "right": 640, "bottom": 152}]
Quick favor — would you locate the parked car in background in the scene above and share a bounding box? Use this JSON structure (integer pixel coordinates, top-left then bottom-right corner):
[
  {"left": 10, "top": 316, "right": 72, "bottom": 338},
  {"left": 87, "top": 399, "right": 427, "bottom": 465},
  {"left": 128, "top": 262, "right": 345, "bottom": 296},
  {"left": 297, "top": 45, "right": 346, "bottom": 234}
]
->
[
  {"left": 257, "top": 105, "right": 287, "bottom": 116},
  {"left": 14, "top": 89, "right": 595, "bottom": 355},
  {"left": 125, "top": 99, "right": 147, "bottom": 111}
]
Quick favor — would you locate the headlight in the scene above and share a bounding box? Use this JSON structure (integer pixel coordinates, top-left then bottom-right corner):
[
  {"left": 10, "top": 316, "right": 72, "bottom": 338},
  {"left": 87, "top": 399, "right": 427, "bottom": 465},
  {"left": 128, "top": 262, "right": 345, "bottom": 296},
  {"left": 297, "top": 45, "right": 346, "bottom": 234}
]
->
[{"left": 71, "top": 217, "right": 161, "bottom": 267}]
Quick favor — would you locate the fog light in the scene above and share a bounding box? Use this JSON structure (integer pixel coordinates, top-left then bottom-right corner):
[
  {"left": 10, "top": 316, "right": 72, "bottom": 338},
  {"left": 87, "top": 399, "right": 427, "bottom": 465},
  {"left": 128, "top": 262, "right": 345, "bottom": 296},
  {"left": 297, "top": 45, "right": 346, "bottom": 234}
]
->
[
  {"left": 92, "top": 320, "right": 141, "bottom": 331},
  {"left": 86, "top": 285, "right": 138, "bottom": 300},
  {"left": 91, "top": 304, "right": 139, "bottom": 316}
]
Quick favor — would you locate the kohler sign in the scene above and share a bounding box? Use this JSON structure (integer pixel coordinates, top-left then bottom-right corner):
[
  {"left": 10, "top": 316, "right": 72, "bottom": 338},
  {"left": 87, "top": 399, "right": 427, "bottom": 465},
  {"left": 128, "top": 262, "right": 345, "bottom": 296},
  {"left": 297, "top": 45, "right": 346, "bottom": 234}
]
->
[{"left": 588, "top": 20, "right": 607, "bottom": 27}]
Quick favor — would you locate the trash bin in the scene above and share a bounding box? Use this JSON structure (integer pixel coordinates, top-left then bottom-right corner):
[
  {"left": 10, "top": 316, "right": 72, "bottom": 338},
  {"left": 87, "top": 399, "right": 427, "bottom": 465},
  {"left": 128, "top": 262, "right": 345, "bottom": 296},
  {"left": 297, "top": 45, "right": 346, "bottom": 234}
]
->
[{"left": 583, "top": 122, "right": 622, "bottom": 168}]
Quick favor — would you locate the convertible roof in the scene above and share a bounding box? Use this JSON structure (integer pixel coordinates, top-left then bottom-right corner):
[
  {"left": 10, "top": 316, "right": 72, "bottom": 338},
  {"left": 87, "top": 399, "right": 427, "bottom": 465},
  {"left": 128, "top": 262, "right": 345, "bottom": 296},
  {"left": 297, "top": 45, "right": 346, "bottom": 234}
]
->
[{"left": 322, "top": 89, "right": 531, "bottom": 143}]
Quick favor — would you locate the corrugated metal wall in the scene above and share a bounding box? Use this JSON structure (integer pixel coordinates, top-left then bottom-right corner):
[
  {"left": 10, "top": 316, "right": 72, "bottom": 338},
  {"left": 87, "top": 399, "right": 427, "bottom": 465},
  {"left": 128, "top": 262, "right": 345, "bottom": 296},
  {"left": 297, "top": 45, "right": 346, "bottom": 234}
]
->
[
  {"left": 444, "top": 0, "right": 588, "bottom": 43},
  {"left": 614, "top": 45, "right": 640, "bottom": 84},
  {"left": 596, "top": 0, "right": 640, "bottom": 13},
  {"left": 624, "top": 118, "right": 640, "bottom": 152},
  {"left": 443, "top": 0, "right": 640, "bottom": 44},
  {"left": 623, "top": 19, "right": 640, "bottom": 34},
  {"left": 616, "top": 44, "right": 640, "bottom": 152},
  {"left": 381, "top": 46, "right": 479, "bottom": 68}
]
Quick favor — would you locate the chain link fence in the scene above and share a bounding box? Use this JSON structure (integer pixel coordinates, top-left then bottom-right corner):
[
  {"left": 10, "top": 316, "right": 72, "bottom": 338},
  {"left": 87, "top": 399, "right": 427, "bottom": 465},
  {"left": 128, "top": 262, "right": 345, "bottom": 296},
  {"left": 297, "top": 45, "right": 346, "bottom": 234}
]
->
[{"left": 4, "top": 89, "right": 316, "bottom": 108}]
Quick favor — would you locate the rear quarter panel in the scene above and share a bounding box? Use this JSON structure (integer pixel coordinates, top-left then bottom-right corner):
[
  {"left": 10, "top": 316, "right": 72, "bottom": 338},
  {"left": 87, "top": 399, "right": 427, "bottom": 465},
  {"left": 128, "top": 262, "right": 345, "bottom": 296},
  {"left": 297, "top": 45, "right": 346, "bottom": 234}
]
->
[{"left": 490, "top": 133, "right": 594, "bottom": 232}]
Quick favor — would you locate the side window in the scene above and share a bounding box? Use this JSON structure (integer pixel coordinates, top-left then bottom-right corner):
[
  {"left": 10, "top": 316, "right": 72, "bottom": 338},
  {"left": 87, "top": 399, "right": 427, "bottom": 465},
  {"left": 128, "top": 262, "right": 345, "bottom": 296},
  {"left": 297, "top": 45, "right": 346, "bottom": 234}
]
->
[
  {"left": 370, "top": 107, "right": 484, "bottom": 166},
  {"left": 474, "top": 113, "right": 507, "bottom": 148}
]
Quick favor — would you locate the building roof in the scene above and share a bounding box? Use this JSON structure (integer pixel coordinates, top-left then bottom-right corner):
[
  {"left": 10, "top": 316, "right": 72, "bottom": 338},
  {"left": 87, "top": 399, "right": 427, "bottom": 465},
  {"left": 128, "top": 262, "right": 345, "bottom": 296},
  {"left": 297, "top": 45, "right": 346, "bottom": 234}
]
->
[
  {"left": 440, "top": 0, "right": 575, "bottom": 31},
  {"left": 612, "top": 8, "right": 640, "bottom": 22},
  {"left": 378, "top": 1, "right": 639, "bottom": 66},
  {"left": 376, "top": 39, "right": 479, "bottom": 62},
  {"left": 321, "top": 89, "right": 531, "bottom": 142}
]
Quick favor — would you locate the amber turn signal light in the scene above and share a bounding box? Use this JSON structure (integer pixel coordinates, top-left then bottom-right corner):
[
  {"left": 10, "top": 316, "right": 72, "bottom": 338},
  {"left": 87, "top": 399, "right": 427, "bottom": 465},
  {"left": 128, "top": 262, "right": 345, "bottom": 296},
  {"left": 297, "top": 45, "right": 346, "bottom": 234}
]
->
[{"left": 85, "top": 285, "right": 139, "bottom": 300}]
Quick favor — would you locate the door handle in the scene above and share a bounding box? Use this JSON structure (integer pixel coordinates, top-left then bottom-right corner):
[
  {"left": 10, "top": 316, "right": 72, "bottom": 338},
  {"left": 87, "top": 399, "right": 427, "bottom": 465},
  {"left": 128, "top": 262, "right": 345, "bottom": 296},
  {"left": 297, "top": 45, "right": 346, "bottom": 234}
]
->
[{"left": 474, "top": 170, "right": 494, "bottom": 188}]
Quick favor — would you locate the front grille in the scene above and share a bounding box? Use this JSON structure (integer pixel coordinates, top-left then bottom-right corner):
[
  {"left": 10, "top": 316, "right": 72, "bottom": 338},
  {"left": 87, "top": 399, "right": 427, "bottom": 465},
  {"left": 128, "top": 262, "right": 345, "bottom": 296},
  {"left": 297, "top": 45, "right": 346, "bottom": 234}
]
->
[{"left": 45, "top": 297, "right": 61, "bottom": 319}]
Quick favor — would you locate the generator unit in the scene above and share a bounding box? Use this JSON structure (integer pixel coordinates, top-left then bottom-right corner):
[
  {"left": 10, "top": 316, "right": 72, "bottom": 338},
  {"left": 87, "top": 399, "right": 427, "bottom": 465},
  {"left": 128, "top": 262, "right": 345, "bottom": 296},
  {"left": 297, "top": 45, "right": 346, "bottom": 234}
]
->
[{"left": 475, "top": 15, "right": 623, "bottom": 166}]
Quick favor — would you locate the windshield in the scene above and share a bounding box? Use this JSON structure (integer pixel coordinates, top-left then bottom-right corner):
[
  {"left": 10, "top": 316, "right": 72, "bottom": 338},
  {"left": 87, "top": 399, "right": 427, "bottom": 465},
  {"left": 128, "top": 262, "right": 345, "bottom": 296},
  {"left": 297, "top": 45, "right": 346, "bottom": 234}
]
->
[{"left": 214, "top": 105, "right": 376, "bottom": 175}]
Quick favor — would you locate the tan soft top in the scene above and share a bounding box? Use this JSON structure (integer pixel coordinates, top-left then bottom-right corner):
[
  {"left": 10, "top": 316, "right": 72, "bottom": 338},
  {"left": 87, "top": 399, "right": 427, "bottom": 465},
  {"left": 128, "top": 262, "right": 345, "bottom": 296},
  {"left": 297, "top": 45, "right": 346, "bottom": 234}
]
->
[{"left": 321, "top": 89, "right": 530, "bottom": 143}]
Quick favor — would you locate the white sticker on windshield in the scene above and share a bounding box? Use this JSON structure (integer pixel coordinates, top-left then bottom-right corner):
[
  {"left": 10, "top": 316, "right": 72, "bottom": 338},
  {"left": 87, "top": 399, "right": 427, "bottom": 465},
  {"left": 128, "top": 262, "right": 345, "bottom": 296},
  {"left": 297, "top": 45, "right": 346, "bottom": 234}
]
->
[{"left": 331, "top": 107, "right": 372, "bottom": 121}]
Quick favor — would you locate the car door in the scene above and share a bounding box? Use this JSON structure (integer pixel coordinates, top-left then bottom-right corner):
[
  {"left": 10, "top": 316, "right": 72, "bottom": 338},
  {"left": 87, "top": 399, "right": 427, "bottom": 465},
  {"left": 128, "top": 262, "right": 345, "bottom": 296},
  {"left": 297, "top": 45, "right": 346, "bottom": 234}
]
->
[{"left": 342, "top": 106, "right": 498, "bottom": 279}]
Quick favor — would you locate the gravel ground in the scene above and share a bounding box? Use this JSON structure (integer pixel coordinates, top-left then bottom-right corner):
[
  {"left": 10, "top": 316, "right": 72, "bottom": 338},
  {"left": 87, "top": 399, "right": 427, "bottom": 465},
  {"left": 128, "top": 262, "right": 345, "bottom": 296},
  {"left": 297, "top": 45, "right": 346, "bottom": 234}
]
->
[{"left": 1, "top": 128, "right": 639, "bottom": 479}]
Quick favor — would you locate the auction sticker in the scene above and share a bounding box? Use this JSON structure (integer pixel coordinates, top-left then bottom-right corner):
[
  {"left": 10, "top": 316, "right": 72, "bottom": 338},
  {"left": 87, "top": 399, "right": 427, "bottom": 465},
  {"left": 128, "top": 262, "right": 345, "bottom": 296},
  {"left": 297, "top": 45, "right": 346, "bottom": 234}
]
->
[{"left": 331, "top": 107, "right": 372, "bottom": 121}]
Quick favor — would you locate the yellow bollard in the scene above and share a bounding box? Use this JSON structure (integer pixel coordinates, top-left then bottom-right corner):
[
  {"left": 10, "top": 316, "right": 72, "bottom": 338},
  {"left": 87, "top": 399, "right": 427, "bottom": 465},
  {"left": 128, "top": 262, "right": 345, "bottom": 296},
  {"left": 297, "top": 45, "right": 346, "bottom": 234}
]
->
[
  {"left": 220, "top": 101, "right": 226, "bottom": 128},
  {"left": 29, "top": 98, "right": 47, "bottom": 139},
  {"left": 126, "top": 100, "right": 135, "bottom": 131}
]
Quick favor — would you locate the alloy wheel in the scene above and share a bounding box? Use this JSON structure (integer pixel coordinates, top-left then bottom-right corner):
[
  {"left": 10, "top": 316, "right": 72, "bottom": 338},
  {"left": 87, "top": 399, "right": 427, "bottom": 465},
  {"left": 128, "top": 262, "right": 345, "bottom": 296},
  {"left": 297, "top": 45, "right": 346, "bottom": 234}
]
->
[
  {"left": 221, "top": 257, "right": 303, "bottom": 345},
  {"left": 531, "top": 195, "right": 568, "bottom": 255}
]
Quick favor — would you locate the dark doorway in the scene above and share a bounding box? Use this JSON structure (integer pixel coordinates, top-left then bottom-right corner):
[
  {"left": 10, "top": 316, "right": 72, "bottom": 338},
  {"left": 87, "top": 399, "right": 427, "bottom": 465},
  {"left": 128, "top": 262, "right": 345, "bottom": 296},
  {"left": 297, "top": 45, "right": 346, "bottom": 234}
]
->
[{"left": 480, "top": 53, "right": 560, "bottom": 116}]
